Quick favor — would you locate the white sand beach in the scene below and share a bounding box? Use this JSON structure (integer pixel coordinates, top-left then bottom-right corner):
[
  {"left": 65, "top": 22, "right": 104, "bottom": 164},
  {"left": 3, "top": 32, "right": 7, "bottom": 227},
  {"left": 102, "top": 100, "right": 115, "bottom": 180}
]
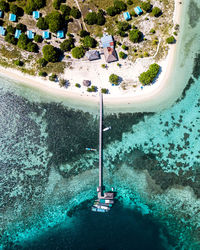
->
[{"left": 0, "top": 0, "right": 183, "bottom": 108}]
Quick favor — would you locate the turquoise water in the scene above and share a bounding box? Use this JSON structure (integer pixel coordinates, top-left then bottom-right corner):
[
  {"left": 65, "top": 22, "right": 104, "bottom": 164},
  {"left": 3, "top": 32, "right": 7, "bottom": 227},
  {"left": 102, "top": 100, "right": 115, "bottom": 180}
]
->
[{"left": 1, "top": 0, "right": 200, "bottom": 249}]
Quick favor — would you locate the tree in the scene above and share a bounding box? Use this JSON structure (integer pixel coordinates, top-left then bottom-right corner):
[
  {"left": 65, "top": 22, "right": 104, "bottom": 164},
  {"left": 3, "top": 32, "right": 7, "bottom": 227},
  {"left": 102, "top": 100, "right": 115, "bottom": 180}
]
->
[
  {"left": 60, "top": 38, "right": 75, "bottom": 51},
  {"left": 71, "top": 46, "right": 85, "bottom": 59},
  {"left": 53, "top": 0, "right": 62, "bottom": 10},
  {"left": 109, "top": 74, "right": 119, "bottom": 85},
  {"left": 106, "top": 6, "right": 117, "bottom": 16},
  {"left": 75, "top": 83, "right": 80, "bottom": 88},
  {"left": 5, "top": 33, "right": 16, "bottom": 44},
  {"left": 45, "top": 11, "right": 63, "bottom": 32},
  {"left": 152, "top": 7, "right": 162, "bottom": 17},
  {"left": 119, "top": 51, "right": 127, "bottom": 59},
  {"left": 83, "top": 35, "right": 97, "bottom": 48},
  {"left": 118, "top": 21, "right": 131, "bottom": 31},
  {"left": 0, "top": 1, "right": 9, "bottom": 12},
  {"left": 16, "top": 23, "right": 27, "bottom": 32},
  {"left": 141, "top": 1, "right": 151, "bottom": 12},
  {"left": 79, "top": 29, "right": 90, "bottom": 37},
  {"left": 70, "top": 7, "right": 81, "bottom": 19},
  {"left": 60, "top": 4, "right": 71, "bottom": 15},
  {"left": 101, "top": 88, "right": 108, "bottom": 94},
  {"left": 129, "top": 29, "right": 143, "bottom": 43},
  {"left": 37, "top": 58, "right": 47, "bottom": 67},
  {"left": 49, "top": 73, "right": 57, "bottom": 81},
  {"left": 37, "top": 17, "right": 49, "bottom": 30},
  {"left": 114, "top": 0, "right": 127, "bottom": 12},
  {"left": 10, "top": 4, "right": 19, "bottom": 15},
  {"left": 6, "top": 25, "right": 15, "bottom": 34},
  {"left": 27, "top": 42, "right": 38, "bottom": 52},
  {"left": 17, "top": 33, "right": 28, "bottom": 50},
  {"left": 59, "top": 78, "right": 66, "bottom": 87},
  {"left": 24, "top": 0, "right": 36, "bottom": 14},
  {"left": 14, "top": 59, "right": 24, "bottom": 66},
  {"left": 34, "top": 34, "right": 43, "bottom": 43},
  {"left": 96, "top": 12, "right": 105, "bottom": 25},
  {"left": 139, "top": 63, "right": 160, "bottom": 85},
  {"left": 84, "top": 12, "right": 97, "bottom": 25},
  {"left": 42, "top": 45, "right": 60, "bottom": 62},
  {"left": 166, "top": 36, "right": 175, "bottom": 44},
  {"left": 127, "top": 0, "right": 133, "bottom": 5},
  {"left": 39, "top": 71, "right": 47, "bottom": 77}
]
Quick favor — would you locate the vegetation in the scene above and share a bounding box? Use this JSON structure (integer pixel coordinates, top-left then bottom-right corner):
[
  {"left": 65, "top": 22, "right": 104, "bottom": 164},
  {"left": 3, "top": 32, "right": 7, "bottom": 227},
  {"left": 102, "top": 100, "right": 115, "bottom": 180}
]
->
[
  {"left": 70, "top": 7, "right": 81, "bottom": 19},
  {"left": 84, "top": 11, "right": 105, "bottom": 26},
  {"left": 14, "top": 59, "right": 23, "bottom": 66},
  {"left": 127, "top": 0, "right": 133, "bottom": 5},
  {"left": 82, "top": 36, "right": 97, "bottom": 48},
  {"left": 16, "top": 23, "right": 27, "bottom": 32},
  {"left": 42, "top": 45, "right": 60, "bottom": 62},
  {"left": 152, "top": 7, "right": 162, "bottom": 17},
  {"left": 45, "top": 11, "right": 63, "bottom": 33},
  {"left": 71, "top": 46, "right": 85, "bottom": 59},
  {"left": 141, "top": 1, "right": 152, "bottom": 12},
  {"left": 37, "top": 17, "right": 49, "bottom": 30},
  {"left": 150, "top": 28, "right": 155, "bottom": 34},
  {"left": 59, "top": 78, "right": 66, "bottom": 87},
  {"left": 129, "top": 29, "right": 143, "bottom": 43},
  {"left": 24, "top": 0, "right": 46, "bottom": 15},
  {"left": 49, "top": 73, "right": 57, "bottom": 81},
  {"left": 166, "top": 36, "right": 175, "bottom": 44},
  {"left": 122, "top": 44, "right": 128, "bottom": 50},
  {"left": 38, "top": 58, "right": 48, "bottom": 67},
  {"left": 119, "top": 51, "right": 127, "bottom": 59},
  {"left": 60, "top": 38, "right": 75, "bottom": 52},
  {"left": 0, "top": 1, "right": 9, "bottom": 12},
  {"left": 87, "top": 85, "right": 97, "bottom": 92},
  {"left": 101, "top": 88, "right": 108, "bottom": 94},
  {"left": 60, "top": 4, "right": 71, "bottom": 15},
  {"left": 80, "top": 30, "right": 90, "bottom": 38},
  {"left": 39, "top": 71, "right": 47, "bottom": 77},
  {"left": 118, "top": 21, "right": 131, "bottom": 32},
  {"left": 6, "top": 25, "right": 15, "bottom": 34},
  {"left": 139, "top": 63, "right": 160, "bottom": 85},
  {"left": 109, "top": 74, "right": 119, "bottom": 85},
  {"left": 5, "top": 33, "right": 16, "bottom": 45},
  {"left": 75, "top": 83, "right": 81, "bottom": 88},
  {"left": 34, "top": 34, "right": 43, "bottom": 43},
  {"left": 106, "top": 0, "right": 127, "bottom": 16},
  {"left": 17, "top": 33, "right": 28, "bottom": 50}
]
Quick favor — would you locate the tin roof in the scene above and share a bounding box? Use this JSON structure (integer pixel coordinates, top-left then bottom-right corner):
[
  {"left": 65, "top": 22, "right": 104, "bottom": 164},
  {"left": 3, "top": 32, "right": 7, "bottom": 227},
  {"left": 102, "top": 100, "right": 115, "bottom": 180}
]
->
[
  {"left": 27, "top": 30, "right": 34, "bottom": 39},
  {"left": 32, "top": 11, "right": 40, "bottom": 19},
  {"left": 43, "top": 31, "right": 50, "bottom": 39},
  {"left": 0, "top": 26, "right": 6, "bottom": 36},
  {"left": 14, "top": 29, "right": 21, "bottom": 39},
  {"left": 134, "top": 6, "right": 143, "bottom": 15},
  {"left": 57, "top": 30, "right": 64, "bottom": 38},
  {"left": 9, "top": 13, "right": 16, "bottom": 22},
  {"left": 101, "top": 34, "right": 114, "bottom": 48},
  {"left": 123, "top": 12, "right": 131, "bottom": 20}
]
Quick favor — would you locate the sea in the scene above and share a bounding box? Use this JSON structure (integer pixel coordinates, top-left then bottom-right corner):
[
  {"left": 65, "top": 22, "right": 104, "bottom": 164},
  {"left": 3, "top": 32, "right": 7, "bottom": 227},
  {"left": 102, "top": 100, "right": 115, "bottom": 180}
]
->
[{"left": 1, "top": 1, "right": 200, "bottom": 249}]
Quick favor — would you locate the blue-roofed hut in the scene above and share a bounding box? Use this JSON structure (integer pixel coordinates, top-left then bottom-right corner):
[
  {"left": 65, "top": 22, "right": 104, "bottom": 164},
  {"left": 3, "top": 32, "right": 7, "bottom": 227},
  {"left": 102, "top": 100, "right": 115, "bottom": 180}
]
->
[
  {"left": 134, "top": 6, "right": 143, "bottom": 15},
  {"left": 15, "top": 29, "right": 21, "bottom": 39},
  {"left": 100, "top": 34, "right": 114, "bottom": 48},
  {"left": 0, "top": 26, "right": 6, "bottom": 36},
  {"left": 42, "top": 31, "right": 50, "bottom": 39},
  {"left": 27, "top": 30, "right": 34, "bottom": 39},
  {"left": 57, "top": 30, "right": 64, "bottom": 39},
  {"left": 123, "top": 12, "right": 131, "bottom": 21},
  {"left": 9, "top": 13, "right": 16, "bottom": 22},
  {"left": 32, "top": 11, "right": 40, "bottom": 19},
  {"left": 0, "top": 10, "right": 3, "bottom": 18}
]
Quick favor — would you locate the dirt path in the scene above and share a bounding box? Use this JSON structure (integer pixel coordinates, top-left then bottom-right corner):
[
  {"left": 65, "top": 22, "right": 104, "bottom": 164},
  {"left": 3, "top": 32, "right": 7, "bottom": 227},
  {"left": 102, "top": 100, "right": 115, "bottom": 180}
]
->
[{"left": 74, "top": 0, "right": 88, "bottom": 31}]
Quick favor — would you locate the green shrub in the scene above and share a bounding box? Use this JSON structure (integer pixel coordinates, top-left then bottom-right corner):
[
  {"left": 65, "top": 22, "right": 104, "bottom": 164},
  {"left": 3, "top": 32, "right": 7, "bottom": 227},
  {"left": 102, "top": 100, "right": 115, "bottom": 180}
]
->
[
  {"left": 141, "top": 1, "right": 151, "bottom": 12},
  {"left": 60, "top": 5, "right": 71, "bottom": 15},
  {"left": 6, "top": 25, "right": 15, "bottom": 34},
  {"left": 127, "top": 0, "right": 133, "bottom": 5},
  {"left": 53, "top": 0, "right": 62, "bottom": 10},
  {"left": 39, "top": 71, "right": 47, "bottom": 77},
  {"left": 114, "top": 0, "right": 127, "bottom": 12},
  {"left": 109, "top": 74, "right": 119, "bottom": 85},
  {"left": 38, "top": 58, "right": 48, "bottom": 67},
  {"left": 122, "top": 44, "right": 128, "bottom": 50},
  {"left": 5, "top": 33, "right": 17, "bottom": 45},
  {"left": 79, "top": 30, "right": 90, "bottom": 37},
  {"left": 71, "top": 46, "right": 85, "bottom": 59},
  {"left": 37, "top": 17, "right": 49, "bottom": 30},
  {"left": 87, "top": 85, "right": 97, "bottom": 92},
  {"left": 75, "top": 83, "right": 81, "bottom": 88},
  {"left": 10, "top": 4, "right": 19, "bottom": 15},
  {"left": 60, "top": 37, "right": 75, "bottom": 51},
  {"left": 166, "top": 36, "right": 175, "bottom": 44},
  {"left": 45, "top": 11, "right": 63, "bottom": 33},
  {"left": 101, "top": 88, "right": 108, "bottom": 94},
  {"left": 59, "top": 78, "right": 66, "bottom": 87},
  {"left": 118, "top": 21, "right": 131, "bottom": 31},
  {"left": 27, "top": 42, "right": 38, "bottom": 52},
  {"left": 49, "top": 73, "right": 57, "bottom": 81},
  {"left": 84, "top": 12, "right": 97, "bottom": 25},
  {"left": 17, "top": 33, "right": 28, "bottom": 50},
  {"left": 152, "top": 7, "right": 162, "bottom": 17},
  {"left": 83, "top": 35, "right": 97, "bottom": 48},
  {"left": 70, "top": 7, "right": 81, "bottom": 19},
  {"left": 139, "top": 63, "right": 160, "bottom": 85},
  {"left": 106, "top": 6, "right": 118, "bottom": 16},
  {"left": 14, "top": 59, "right": 23, "bottom": 66},
  {"left": 34, "top": 34, "right": 43, "bottom": 43},
  {"left": 0, "top": 0, "right": 9, "bottom": 12},
  {"left": 129, "top": 29, "right": 143, "bottom": 43},
  {"left": 150, "top": 28, "right": 155, "bottom": 34},
  {"left": 119, "top": 51, "right": 127, "bottom": 59},
  {"left": 16, "top": 23, "right": 27, "bottom": 32},
  {"left": 42, "top": 45, "right": 60, "bottom": 62}
]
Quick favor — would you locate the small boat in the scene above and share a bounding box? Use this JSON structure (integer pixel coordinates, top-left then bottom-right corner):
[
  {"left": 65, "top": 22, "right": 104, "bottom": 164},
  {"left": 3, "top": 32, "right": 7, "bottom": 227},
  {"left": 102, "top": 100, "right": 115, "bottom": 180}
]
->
[
  {"left": 93, "top": 204, "right": 110, "bottom": 211},
  {"left": 103, "top": 126, "right": 111, "bottom": 132},
  {"left": 85, "top": 148, "right": 96, "bottom": 151},
  {"left": 91, "top": 206, "right": 108, "bottom": 213},
  {"left": 99, "top": 199, "right": 114, "bottom": 204}
]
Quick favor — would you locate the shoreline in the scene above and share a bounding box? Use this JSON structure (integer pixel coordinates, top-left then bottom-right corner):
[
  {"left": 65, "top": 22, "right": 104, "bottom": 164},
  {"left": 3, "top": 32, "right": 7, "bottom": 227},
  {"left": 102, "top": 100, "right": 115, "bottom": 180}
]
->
[{"left": 0, "top": 1, "right": 183, "bottom": 109}]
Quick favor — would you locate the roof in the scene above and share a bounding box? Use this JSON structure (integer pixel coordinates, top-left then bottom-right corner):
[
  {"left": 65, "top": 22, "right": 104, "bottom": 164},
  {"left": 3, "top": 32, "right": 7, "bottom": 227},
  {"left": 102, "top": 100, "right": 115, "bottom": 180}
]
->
[
  {"left": 42, "top": 31, "right": 50, "bottom": 39},
  {"left": 101, "top": 34, "right": 114, "bottom": 48},
  {"left": 27, "top": 30, "right": 34, "bottom": 39},
  {"left": 83, "top": 80, "right": 91, "bottom": 87},
  {"left": 85, "top": 50, "right": 100, "bottom": 61},
  {"left": 123, "top": 12, "right": 131, "bottom": 20},
  {"left": 9, "top": 13, "right": 16, "bottom": 22},
  {"left": 0, "top": 26, "right": 6, "bottom": 36},
  {"left": 0, "top": 10, "right": 3, "bottom": 18},
  {"left": 14, "top": 29, "right": 21, "bottom": 39},
  {"left": 32, "top": 11, "right": 40, "bottom": 19},
  {"left": 103, "top": 47, "right": 118, "bottom": 63},
  {"left": 57, "top": 30, "right": 64, "bottom": 38},
  {"left": 134, "top": 6, "right": 143, "bottom": 15}
]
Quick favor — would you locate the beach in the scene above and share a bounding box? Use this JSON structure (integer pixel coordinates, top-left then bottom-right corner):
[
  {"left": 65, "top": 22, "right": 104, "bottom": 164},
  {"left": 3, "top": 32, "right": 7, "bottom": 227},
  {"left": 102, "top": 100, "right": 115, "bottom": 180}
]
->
[{"left": 0, "top": 0, "right": 183, "bottom": 109}]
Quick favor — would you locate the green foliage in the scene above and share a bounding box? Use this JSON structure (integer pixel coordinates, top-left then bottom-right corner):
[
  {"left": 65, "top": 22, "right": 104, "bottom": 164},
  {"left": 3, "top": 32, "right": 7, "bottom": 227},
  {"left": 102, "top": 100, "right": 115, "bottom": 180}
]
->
[
  {"left": 59, "top": 78, "right": 66, "bottom": 87},
  {"left": 42, "top": 45, "right": 60, "bottom": 62},
  {"left": 37, "top": 17, "right": 49, "bottom": 30},
  {"left": 122, "top": 44, "right": 128, "bottom": 50},
  {"left": 0, "top": 1, "right": 9, "bottom": 12},
  {"left": 60, "top": 38, "right": 75, "bottom": 52},
  {"left": 139, "top": 63, "right": 160, "bottom": 85},
  {"left": 129, "top": 29, "right": 143, "bottom": 43},
  {"left": 166, "top": 36, "right": 175, "bottom": 44},
  {"left": 38, "top": 58, "right": 47, "bottom": 67},
  {"left": 152, "top": 7, "right": 161, "bottom": 17},
  {"left": 17, "top": 33, "right": 28, "bottom": 50},
  {"left": 53, "top": 0, "right": 62, "bottom": 10},
  {"left": 39, "top": 71, "right": 47, "bottom": 76},
  {"left": 141, "top": 1, "right": 151, "bottom": 12},
  {"left": 16, "top": 23, "right": 27, "bottom": 32},
  {"left": 101, "top": 88, "right": 108, "bottom": 94},
  {"left": 6, "top": 25, "right": 15, "bottom": 34},
  {"left": 49, "top": 73, "right": 57, "bottom": 81},
  {"left": 96, "top": 12, "right": 105, "bottom": 25},
  {"left": 119, "top": 51, "right": 127, "bottom": 59},
  {"left": 45, "top": 11, "right": 63, "bottom": 33},
  {"left": 80, "top": 29, "right": 90, "bottom": 37},
  {"left": 70, "top": 7, "right": 81, "bottom": 19},
  {"left": 10, "top": 4, "right": 19, "bottom": 15},
  {"left": 84, "top": 11, "right": 105, "bottom": 25},
  {"left": 150, "top": 28, "right": 155, "bottom": 34},
  {"left": 106, "top": 6, "right": 118, "bottom": 16},
  {"left": 14, "top": 59, "right": 23, "bottom": 66},
  {"left": 101, "top": 64, "right": 106, "bottom": 68},
  {"left": 27, "top": 42, "right": 38, "bottom": 52},
  {"left": 34, "top": 34, "right": 43, "bottom": 43},
  {"left": 117, "top": 30, "right": 127, "bottom": 37},
  {"left": 75, "top": 83, "right": 81, "bottom": 88},
  {"left": 127, "top": 0, "right": 133, "bottom": 5},
  {"left": 143, "top": 51, "right": 149, "bottom": 57},
  {"left": 60, "top": 4, "right": 71, "bottom": 15},
  {"left": 173, "top": 31, "right": 177, "bottom": 36},
  {"left": 109, "top": 74, "right": 119, "bottom": 85},
  {"left": 5, "top": 33, "right": 16, "bottom": 44},
  {"left": 114, "top": 0, "right": 127, "bottom": 12},
  {"left": 71, "top": 46, "right": 85, "bottom": 59},
  {"left": 118, "top": 21, "right": 131, "bottom": 31},
  {"left": 83, "top": 35, "right": 97, "bottom": 48},
  {"left": 87, "top": 85, "right": 97, "bottom": 92},
  {"left": 24, "top": 0, "right": 46, "bottom": 14}
]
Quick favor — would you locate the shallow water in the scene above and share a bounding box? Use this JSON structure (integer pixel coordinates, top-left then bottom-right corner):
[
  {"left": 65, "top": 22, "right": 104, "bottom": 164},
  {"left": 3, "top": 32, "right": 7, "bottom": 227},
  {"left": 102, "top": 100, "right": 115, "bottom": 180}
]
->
[{"left": 1, "top": 0, "right": 200, "bottom": 249}]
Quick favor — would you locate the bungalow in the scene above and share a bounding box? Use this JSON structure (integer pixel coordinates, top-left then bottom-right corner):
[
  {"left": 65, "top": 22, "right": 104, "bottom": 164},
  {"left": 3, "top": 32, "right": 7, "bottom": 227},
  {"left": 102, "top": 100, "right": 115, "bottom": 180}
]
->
[
  {"left": 42, "top": 31, "right": 50, "bottom": 39},
  {"left": 57, "top": 30, "right": 64, "bottom": 39},
  {"left": 85, "top": 50, "right": 100, "bottom": 61},
  {"left": 27, "top": 30, "right": 34, "bottom": 39},
  {"left": 9, "top": 13, "right": 16, "bottom": 22},
  {"left": 103, "top": 47, "right": 117, "bottom": 63},
  {"left": 32, "top": 11, "right": 40, "bottom": 19},
  {"left": 123, "top": 12, "right": 131, "bottom": 21},
  {"left": 0, "top": 26, "right": 6, "bottom": 36},
  {"left": 100, "top": 34, "right": 114, "bottom": 48},
  {"left": 0, "top": 10, "right": 3, "bottom": 18},
  {"left": 15, "top": 29, "right": 21, "bottom": 39},
  {"left": 134, "top": 6, "right": 143, "bottom": 15}
]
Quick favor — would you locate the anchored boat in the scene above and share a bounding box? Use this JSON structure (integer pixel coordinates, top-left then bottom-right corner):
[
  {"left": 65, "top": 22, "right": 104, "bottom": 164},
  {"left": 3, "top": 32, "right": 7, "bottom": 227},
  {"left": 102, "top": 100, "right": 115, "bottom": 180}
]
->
[{"left": 103, "top": 126, "right": 111, "bottom": 132}]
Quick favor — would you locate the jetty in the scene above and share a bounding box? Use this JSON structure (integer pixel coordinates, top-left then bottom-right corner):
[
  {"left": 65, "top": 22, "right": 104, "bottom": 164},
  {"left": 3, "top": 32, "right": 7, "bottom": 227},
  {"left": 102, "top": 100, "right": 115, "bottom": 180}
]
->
[{"left": 91, "top": 93, "right": 115, "bottom": 213}]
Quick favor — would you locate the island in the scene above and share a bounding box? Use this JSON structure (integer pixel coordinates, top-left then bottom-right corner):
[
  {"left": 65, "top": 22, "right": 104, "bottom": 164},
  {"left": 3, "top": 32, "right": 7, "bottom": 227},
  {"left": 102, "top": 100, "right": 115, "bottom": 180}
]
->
[{"left": 0, "top": 0, "right": 182, "bottom": 104}]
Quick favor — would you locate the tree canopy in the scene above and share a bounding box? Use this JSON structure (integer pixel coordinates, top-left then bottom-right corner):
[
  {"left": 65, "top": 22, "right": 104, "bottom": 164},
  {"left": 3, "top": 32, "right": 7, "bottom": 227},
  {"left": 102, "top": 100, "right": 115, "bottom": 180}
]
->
[
  {"left": 139, "top": 63, "right": 160, "bottom": 85},
  {"left": 17, "top": 33, "right": 28, "bottom": 50},
  {"left": 141, "top": 1, "right": 152, "bottom": 12},
  {"left": 152, "top": 7, "right": 162, "bottom": 17},
  {"left": 71, "top": 46, "right": 85, "bottom": 59},
  {"left": 129, "top": 29, "right": 143, "bottom": 43},
  {"left": 0, "top": 0, "right": 9, "bottom": 12},
  {"left": 82, "top": 35, "right": 97, "bottom": 48},
  {"left": 42, "top": 45, "right": 60, "bottom": 62},
  {"left": 60, "top": 38, "right": 75, "bottom": 52},
  {"left": 70, "top": 7, "right": 81, "bottom": 19},
  {"left": 109, "top": 74, "right": 119, "bottom": 85},
  {"left": 37, "top": 17, "right": 49, "bottom": 30},
  {"left": 166, "top": 36, "right": 175, "bottom": 44},
  {"left": 24, "top": 0, "right": 46, "bottom": 14},
  {"left": 45, "top": 11, "right": 63, "bottom": 33}
]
